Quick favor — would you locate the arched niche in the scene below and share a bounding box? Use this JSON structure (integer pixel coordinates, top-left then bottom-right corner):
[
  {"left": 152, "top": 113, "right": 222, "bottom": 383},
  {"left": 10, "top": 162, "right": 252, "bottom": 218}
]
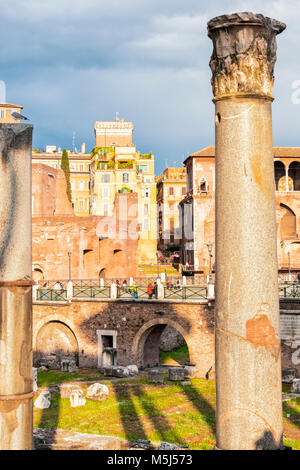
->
[
  {"left": 279, "top": 203, "right": 297, "bottom": 239},
  {"left": 288, "top": 161, "right": 300, "bottom": 191}
]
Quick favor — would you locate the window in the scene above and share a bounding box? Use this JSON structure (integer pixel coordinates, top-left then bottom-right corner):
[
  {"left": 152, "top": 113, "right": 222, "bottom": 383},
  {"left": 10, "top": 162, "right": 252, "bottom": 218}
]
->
[
  {"left": 79, "top": 180, "right": 85, "bottom": 190},
  {"left": 145, "top": 188, "right": 150, "bottom": 198},
  {"left": 78, "top": 199, "right": 86, "bottom": 211},
  {"left": 102, "top": 174, "right": 110, "bottom": 183},
  {"left": 137, "top": 164, "right": 148, "bottom": 173},
  {"left": 0, "top": 110, "right": 5, "bottom": 118},
  {"left": 182, "top": 187, "right": 187, "bottom": 196},
  {"left": 123, "top": 173, "right": 129, "bottom": 183},
  {"left": 144, "top": 203, "right": 149, "bottom": 216},
  {"left": 169, "top": 187, "right": 174, "bottom": 196},
  {"left": 103, "top": 203, "right": 109, "bottom": 216},
  {"left": 103, "top": 187, "right": 110, "bottom": 199},
  {"left": 80, "top": 164, "right": 84, "bottom": 172},
  {"left": 143, "top": 218, "right": 149, "bottom": 231}
]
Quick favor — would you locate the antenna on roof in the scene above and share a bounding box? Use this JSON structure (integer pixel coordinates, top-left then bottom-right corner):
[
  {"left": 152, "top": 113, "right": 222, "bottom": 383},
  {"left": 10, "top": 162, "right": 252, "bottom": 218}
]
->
[
  {"left": 72, "top": 131, "right": 76, "bottom": 152},
  {"left": 0, "top": 80, "right": 6, "bottom": 103}
]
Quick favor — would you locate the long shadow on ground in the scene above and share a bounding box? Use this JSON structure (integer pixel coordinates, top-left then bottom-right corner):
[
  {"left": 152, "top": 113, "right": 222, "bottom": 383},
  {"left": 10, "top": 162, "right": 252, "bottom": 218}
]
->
[
  {"left": 112, "top": 382, "right": 148, "bottom": 442},
  {"left": 130, "top": 383, "right": 183, "bottom": 445},
  {"left": 179, "top": 382, "right": 216, "bottom": 435}
]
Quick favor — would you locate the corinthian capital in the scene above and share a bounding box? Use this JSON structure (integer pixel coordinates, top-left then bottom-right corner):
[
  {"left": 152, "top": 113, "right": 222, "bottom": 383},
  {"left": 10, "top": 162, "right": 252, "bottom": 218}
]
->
[{"left": 207, "top": 12, "right": 286, "bottom": 100}]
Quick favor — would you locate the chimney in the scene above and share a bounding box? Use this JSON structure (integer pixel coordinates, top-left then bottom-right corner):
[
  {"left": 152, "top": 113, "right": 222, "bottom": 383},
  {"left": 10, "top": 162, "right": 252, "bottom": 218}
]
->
[{"left": 81, "top": 142, "right": 86, "bottom": 154}]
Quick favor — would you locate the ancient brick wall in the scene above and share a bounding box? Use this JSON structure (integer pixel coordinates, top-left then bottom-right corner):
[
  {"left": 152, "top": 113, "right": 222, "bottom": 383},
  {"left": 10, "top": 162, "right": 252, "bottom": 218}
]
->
[
  {"left": 280, "top": 299, "right": 300, "bottom": 377},
  {"left": 32, "top": 192, "right": 139, "bottom": 281},
  {"left": 33, "top": 298, "right": 300, "bottom": 379},
  {"left": 33, "top": 299, "right": 215, "bottom": 378}
]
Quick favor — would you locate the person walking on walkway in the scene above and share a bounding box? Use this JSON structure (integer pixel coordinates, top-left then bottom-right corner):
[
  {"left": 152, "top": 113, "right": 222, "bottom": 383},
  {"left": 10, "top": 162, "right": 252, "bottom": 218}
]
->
[
  {"left": 147, "top": 282, "right": 153, "bottom": 299},
  {"left": 153, "top": 281, "right": 158, "bottom": 299},
  {"left": 129, "top": 283, "right": 138, "bottom": 298}
]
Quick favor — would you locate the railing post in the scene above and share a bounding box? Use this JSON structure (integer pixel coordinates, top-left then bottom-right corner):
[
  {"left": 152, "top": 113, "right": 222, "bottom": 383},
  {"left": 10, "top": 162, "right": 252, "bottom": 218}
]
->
[
  {"left": 157, "top": 284, "right": 164, "bottom": 300},
  {"left": 32, "top": 282, "right": 38, "bottom": 301},
  {"left": 111, "top": 283, "right": 117, "bottom": 299},
  {"left": 207, "top": 283, "right": 215, "bottom": 300},
  {"left": 67, "top": 280, "right": 73, "bottom": 301}
]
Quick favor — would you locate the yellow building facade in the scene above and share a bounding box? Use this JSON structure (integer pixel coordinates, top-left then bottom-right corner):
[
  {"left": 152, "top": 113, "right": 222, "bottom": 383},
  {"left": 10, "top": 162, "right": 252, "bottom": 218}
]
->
[
  {"left": 32, "top": 149, "right": 90, "bottom": 216},
  {"left": 0, "top": 103, "right": 23, "bottom": 123},
  {"left": 156, "top": 168, "right": 187, "bottom": 250},
  {"left": 90, "top": 119, "right": 157, "bottom": 263}
]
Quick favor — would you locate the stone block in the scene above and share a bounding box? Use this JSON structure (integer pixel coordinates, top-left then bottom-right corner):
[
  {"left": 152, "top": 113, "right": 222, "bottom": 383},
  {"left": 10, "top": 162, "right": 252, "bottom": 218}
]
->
[
  {"left": 183, "top": 365, "right": 196, "bottom": 378},
  {"left": 126, "top": 365, "right": 139, "bottom": 376},
  {"left": 102, "top": 366, "right": 115, "bottom": 376},
  {"left": 148, "top": 369, "right": 164, "bottom": 384},
  {"left": 291, "top": 378, "right": 300, "bottom": 394},
  {"left": 158, "top": 441, "right": 178, "bottom": 450},
  {"left": 34, "top": 390, "right": 51, "bottom": 409},
  {"left": 70, "top": 389, "right": 86, "bottom": 407},
  {"left": 60, "top": 383, "right": 81, "bottom": 399},
  {"left": 33, "top": 367, "right": 38, "bottom": 392},
  {"left": 282, "top": 369, "right": 297, "bottom": 384},
  {"left": 168, "top": 368, "right": 185, "bottom": 381},
  {"left": 113, "top": 366, "right": 129, "bottom": 378},
  {"left": 86, "top": 383, "right": 109, "bottom": 401}
]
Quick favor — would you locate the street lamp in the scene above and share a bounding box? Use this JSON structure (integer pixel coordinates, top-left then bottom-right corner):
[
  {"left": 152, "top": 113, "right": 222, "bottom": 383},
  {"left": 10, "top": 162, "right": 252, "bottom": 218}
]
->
[
  {"left": 284, "top": 245, "right": 291, "bottom": 281},
  {"left": 68, "top": 251, "right": 72, "bottom": 281},
  {"left": 206, "top": 240, "right": 213, "bottom": 283}
]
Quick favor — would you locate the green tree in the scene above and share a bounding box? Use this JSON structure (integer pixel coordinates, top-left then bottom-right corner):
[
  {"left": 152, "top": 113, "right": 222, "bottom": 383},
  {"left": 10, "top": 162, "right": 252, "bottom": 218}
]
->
[{"left": 61, "top": 149, "right": 72, "bottom": 203}]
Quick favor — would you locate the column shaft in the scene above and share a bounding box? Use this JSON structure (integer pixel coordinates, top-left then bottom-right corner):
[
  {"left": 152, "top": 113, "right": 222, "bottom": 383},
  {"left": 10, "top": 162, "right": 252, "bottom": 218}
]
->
[
  {"left": 207, "top": 12, "right": 286, "bottom": 450},
  {"left": 0, "top": 124, "right": 33, "bottom": 450},
  {"left": 215, "top": 97, "right": 282, "bottom": 449}
]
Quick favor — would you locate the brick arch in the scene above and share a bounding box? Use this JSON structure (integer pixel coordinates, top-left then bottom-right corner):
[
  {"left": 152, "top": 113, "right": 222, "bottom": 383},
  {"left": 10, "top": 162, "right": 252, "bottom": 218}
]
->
[
  {"left": 33, "top": 314, "right": 78, "bottom": 351},
  {"left": 132, "top": 318, "right": 190, "bottom": 367},
  {"left": 34, "top": 318, "right": 79, "bottom": 368}
]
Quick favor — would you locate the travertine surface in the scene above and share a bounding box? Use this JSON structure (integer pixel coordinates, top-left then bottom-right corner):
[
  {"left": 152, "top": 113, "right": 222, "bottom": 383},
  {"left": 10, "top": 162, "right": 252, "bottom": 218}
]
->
[
  {"left": 207, "top": 12, "right": 286, "bottom": 98},
  {"left": 208, "top": 12, "right": 285, "bottom": 449}
]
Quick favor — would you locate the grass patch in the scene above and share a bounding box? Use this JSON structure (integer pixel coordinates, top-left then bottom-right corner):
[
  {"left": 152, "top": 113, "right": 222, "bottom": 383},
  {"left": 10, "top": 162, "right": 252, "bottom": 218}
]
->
[
  {"left": 34, "top": 371, "right": 300, "bottom": 450},
  {"left": 159, "top": 344, "right": 189, "bottom": 365},
  {"left": 37, "top": 370, "right": 99, "bottom": 387}
]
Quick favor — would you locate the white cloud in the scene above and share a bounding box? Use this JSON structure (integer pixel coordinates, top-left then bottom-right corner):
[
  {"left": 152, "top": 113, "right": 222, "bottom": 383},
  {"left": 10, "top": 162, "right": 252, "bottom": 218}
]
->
[{"left": 0, "top": 0, "right": 299, "bottom": 174}]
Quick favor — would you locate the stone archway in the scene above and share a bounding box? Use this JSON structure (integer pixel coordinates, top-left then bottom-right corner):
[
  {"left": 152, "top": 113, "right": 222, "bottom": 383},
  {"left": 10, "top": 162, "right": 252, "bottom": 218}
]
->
[
  {"left": 132, "top": 318, "right": 191, "bottom": 368},
  {"left": 35, "top": 320, "right": 79, "bottom": 369}
]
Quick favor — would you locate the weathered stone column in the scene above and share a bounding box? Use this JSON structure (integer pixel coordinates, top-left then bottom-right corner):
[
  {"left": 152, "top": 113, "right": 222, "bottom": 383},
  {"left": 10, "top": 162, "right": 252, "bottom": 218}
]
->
[
  {"left": 207, "top": 13, "right": 286, "bottom": 450},
  {"left": 0, "top": 124, "right": 33, "bottom": 450}
]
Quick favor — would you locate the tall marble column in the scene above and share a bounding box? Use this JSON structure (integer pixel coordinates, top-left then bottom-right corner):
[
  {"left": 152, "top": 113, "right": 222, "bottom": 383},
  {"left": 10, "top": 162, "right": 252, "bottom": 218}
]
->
[
  {"left": 0, "top": 124, "right": 33, "bottom": 449},
  {"left": 207, "top": 13, "right": 286, "bottom": 449}
]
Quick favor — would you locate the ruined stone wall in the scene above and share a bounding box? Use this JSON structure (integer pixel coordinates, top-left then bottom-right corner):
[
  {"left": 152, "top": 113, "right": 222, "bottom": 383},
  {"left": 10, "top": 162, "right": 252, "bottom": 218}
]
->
[
  {"left": 33, "top": 299, "right": 215, "bottom": 377},
  {"left": 32, "top": 192, "right": 139, "bottom": 281},
  {"left": 32, "top": 298, "right": 300, "bottom": 379},
  {"left": 280, "top": 299, "right": 300, "bottom": 376},
  {"left": 32, "top": 163, "right": 73, "bottom": 217}
]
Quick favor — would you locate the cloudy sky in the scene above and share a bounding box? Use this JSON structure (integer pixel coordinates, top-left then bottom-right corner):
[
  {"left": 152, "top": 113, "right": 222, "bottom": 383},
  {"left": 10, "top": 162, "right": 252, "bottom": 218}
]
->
[{"left": 1, "top": 0, "right": 300, "bottom": 174}]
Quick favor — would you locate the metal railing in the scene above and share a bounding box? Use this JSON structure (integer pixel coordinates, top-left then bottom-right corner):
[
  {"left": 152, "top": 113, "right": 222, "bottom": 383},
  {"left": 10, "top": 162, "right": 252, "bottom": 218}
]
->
[
  {"left": 279, "top": 283, "right": 300, "bottom": 298},
  {"left": 36, "top": 289, "right": 67, "bottom": 301},
  {"left": 117, "top": 286, "right": 149, "bottom": 299},
  {"left": 164, "top": 286, "right": 207, "bottom": 300},
  {"left": 73, "top": 286, "right": 110, "bottom": 298}
]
